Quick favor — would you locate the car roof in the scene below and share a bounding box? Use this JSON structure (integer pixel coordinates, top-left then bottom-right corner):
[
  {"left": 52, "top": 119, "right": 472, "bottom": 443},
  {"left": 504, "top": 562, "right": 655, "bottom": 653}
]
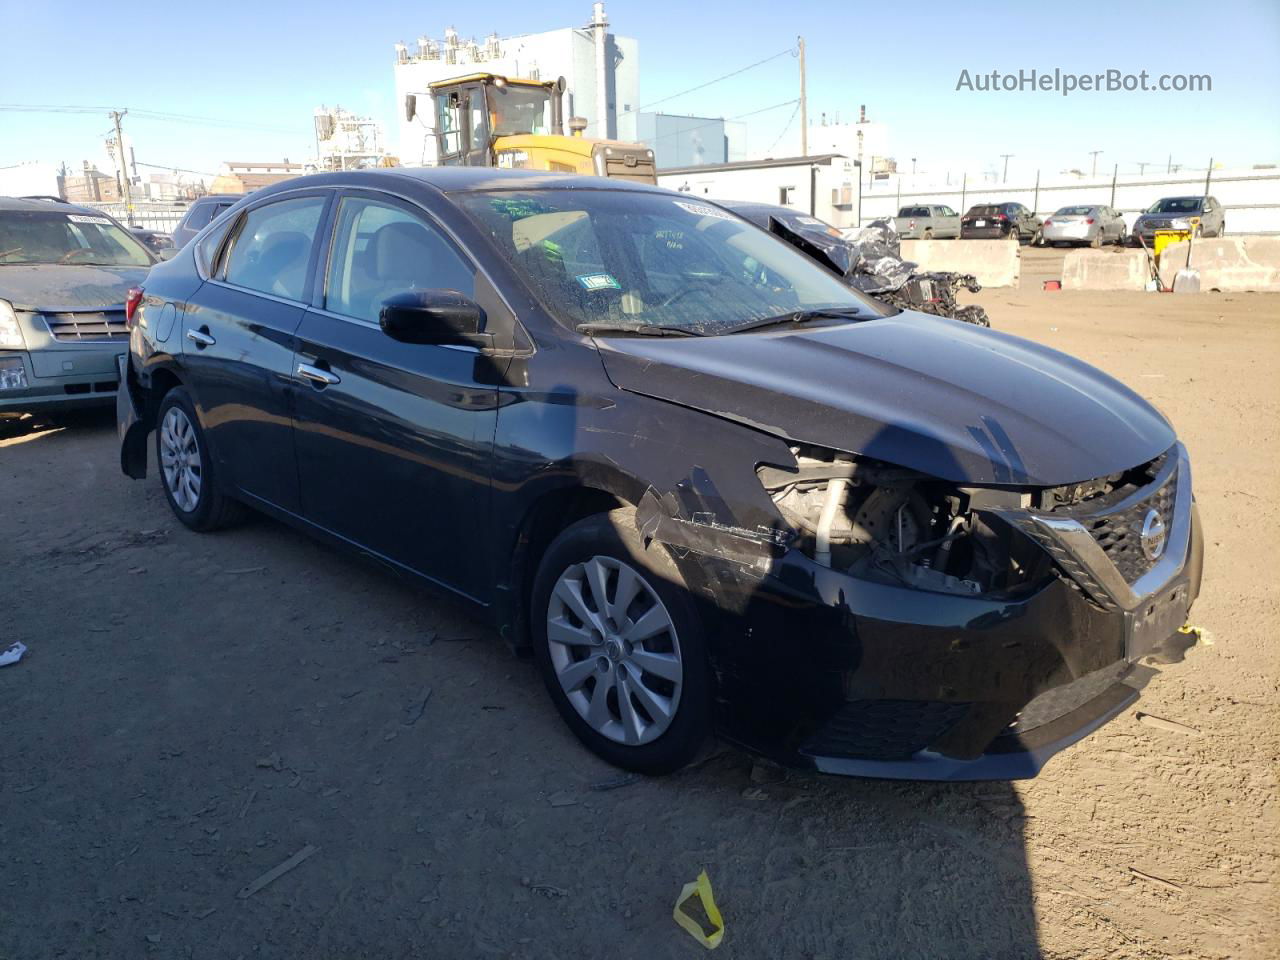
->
[
  {"left": 247, "top": 167, "right": 673, "bottom": 201},
  {"left": 0, "top": 195, "right": 118, "bottom": 217}
]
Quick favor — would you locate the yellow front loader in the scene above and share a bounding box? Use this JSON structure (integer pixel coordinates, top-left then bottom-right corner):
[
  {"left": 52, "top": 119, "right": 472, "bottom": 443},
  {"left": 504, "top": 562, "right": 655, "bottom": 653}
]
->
[{"left": 406, "top": 73, "right": 656, "bottom": 183}]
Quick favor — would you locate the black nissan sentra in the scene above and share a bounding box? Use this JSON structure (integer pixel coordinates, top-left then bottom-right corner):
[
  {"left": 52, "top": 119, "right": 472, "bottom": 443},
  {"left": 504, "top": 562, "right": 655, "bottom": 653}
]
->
[{"left": 116, "top": 169, "right": 1203, "bottom": 780}]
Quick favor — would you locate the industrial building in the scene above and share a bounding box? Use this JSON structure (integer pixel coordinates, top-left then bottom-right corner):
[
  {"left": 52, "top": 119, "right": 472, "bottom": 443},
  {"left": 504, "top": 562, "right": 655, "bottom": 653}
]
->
[
  {"left": 393, "top": 2, "right": 637, "bottom": 166},
  {"left": 657, "top": 154, "right": 862, "bottom": 228},
  {"left": 313, "top": 106, "right": 394, "bottom": 171},
  {"left": 635, "top": 112, "right": 746, "bottom": 169}
]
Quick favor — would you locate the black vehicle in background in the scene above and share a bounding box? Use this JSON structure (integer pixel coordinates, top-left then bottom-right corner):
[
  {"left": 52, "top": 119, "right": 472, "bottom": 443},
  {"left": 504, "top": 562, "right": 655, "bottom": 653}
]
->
[
  {"left": 720, "top": 201, "right": 989, "bottom": 326},
  {"left": 129, "top": 226, "right": 175, "bottom": 257},
  {"left": 961, "top": 202, "right": 1043, "bottom": 243},
  {"left": 117, "top": 169, "right": 1202, "bottom": 781},
  {"left": 170, "top": 194, "right": 243, "bottom": 249}
]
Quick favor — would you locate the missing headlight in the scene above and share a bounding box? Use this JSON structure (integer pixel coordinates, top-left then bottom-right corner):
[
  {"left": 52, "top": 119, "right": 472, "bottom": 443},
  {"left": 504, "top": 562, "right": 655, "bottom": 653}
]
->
[{"left": 758, "top": 446, "right": 1052, "bottom": 597}]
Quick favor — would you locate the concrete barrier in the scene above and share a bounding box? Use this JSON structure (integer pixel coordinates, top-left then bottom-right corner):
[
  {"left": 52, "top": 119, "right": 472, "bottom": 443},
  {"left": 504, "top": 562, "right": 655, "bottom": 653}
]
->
[
  {"left": 1061, "top": 250, "right": 1151, "bottom": 291},
  {"left": 1157, "top": 235, "right": 1280, "bottom": 292},
  {"left": 899, "top": 239, "right": 1021, "bottom": 288}
]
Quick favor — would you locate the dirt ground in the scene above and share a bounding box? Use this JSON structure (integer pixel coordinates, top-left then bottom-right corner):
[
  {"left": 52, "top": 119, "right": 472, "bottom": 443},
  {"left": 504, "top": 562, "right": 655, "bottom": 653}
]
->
[{"left": 1, "top": 289, "right": 1276, "bottom": 960}]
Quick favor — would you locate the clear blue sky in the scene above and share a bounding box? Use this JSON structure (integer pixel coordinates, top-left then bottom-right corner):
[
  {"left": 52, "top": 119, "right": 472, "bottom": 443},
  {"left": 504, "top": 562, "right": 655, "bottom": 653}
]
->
[{"left": 2, "top": 0, "right": 1277, "bottom": 181}]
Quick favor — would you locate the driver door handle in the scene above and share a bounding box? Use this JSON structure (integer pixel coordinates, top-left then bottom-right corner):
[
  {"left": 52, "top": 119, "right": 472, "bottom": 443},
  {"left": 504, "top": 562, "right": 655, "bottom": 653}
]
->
[
  {"left": 296, "top": 362, "right": 341, "bottom": 387},
  {"left": 186, "top": 328, "right": 215, "bottom": 348}
]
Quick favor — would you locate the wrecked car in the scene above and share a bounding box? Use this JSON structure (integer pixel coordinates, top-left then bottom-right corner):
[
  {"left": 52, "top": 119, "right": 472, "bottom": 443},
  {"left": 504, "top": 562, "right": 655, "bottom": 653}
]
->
[
  {"left": 1, "top": 196, "right": 154, "bottom": 413},
  {"left": 117, "top": 169, "right": 1202, "bottom": 780},
  {"left": 718, "top": 201, "right": 989, "bottom": 326}
]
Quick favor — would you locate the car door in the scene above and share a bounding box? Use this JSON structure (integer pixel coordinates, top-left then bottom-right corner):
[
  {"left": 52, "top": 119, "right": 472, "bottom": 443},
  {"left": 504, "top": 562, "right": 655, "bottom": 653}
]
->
[
  {"left": 290, "top": 189, "right": 507, "bottom": 601},
  {"left": 179, "top": 189, "right": 332, "bottom": 514}
]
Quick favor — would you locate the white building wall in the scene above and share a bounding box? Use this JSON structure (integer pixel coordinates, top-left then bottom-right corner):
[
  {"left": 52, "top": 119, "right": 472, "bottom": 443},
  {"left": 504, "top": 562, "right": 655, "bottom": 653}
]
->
[
  {"left": 393, "top": 25, "right": 639, "bottom": 166},
  {"left": 657, "top": 156, "right": 861, "bottom": 227}
]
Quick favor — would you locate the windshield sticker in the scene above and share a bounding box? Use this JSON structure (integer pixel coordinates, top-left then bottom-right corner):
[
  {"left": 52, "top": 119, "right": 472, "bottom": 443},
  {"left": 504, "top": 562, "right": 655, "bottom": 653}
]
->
[
  {"left": 67, "top": 215, "right": 112, "bottom": 225},
  {"left": 672, "top": 201, "right": 736, "bottom": 222},
  {"left": 576, "top": 273, "right": 621, "bottom": 292}
]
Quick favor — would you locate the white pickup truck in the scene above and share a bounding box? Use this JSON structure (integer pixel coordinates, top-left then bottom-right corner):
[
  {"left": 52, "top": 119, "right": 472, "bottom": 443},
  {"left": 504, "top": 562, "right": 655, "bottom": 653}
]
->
[{"left": 893, "top": 204, "right": 962, "bottom": 240}]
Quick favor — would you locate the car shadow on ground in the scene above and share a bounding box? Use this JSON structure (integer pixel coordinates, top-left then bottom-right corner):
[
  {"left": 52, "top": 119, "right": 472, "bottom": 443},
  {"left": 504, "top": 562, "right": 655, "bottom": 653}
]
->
[{"left": 0, "top": 400, "right": 1039, "bottom": 959}]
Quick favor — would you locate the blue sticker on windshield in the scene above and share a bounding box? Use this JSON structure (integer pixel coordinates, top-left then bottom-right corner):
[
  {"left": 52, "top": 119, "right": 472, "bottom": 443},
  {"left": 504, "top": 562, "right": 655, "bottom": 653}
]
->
[{"left": 576, "top": 273, "right": 621, "bottom": 291}]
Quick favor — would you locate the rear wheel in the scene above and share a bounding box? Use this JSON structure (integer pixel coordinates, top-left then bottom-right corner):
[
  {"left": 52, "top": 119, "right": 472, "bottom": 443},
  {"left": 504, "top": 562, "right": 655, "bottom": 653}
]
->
[
  {"left": 531, "top": 509, "right": 711, "bottom": 775},
  {"left": 922, "top": 228, "right": 934, "bottom": 241},
  {"left": 1089, "top": 233, "right": 1102, "bottom": 248},
  {"left": 155, "top": 386, "right": 245, "bottom": 532}
]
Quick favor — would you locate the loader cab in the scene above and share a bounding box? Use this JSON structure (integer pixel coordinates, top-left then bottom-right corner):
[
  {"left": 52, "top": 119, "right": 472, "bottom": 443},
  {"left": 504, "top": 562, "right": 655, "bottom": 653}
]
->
[{"left": 431, "top": 74, "right": 563, "bottom": 168}]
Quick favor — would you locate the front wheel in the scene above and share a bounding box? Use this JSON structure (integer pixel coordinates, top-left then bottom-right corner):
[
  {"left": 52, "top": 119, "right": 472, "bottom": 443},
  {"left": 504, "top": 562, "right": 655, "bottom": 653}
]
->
[
  {"left": 155, "top": 386, "right": 245, "bottom": 531},
  {"left": 531, "top": 509, "right": 711, "bottom": 775}
]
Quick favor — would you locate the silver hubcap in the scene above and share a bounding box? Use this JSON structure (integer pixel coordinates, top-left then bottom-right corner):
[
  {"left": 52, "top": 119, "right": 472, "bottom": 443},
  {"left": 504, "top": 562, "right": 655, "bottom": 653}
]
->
[
  {"left": 547, "top": 555, "right": 683, "bottom": 746},
  {"left": 159, "top": 406, "right": 202, "bottom": 513}
]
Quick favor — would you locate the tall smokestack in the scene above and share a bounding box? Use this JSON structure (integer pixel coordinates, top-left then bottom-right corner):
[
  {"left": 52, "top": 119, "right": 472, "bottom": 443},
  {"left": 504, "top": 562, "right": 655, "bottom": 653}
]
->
[{"left": 591, "top": 2, "right": 611, "bottom": 139}]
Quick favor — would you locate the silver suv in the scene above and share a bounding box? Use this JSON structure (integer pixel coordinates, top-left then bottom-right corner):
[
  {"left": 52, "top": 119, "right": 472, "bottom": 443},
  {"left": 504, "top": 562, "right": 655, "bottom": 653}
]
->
[{"left": 1130, "top": 196, "right": 1225, "bottom": 244}]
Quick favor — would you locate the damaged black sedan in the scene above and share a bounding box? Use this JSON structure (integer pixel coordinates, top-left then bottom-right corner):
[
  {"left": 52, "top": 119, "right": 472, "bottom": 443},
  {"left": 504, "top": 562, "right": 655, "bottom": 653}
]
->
[{"left": 117, "top": 169, "right": 1203, "bottom": 780}]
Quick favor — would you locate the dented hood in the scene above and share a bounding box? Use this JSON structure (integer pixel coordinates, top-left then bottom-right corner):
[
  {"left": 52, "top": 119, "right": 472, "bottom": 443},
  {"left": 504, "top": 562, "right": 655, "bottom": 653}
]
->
[
  {"left": 595, "top": 314, "right": 1175, "bottom": 487},
  {"left": 0, "top": 264, "right": 149, "bottom": 311}
]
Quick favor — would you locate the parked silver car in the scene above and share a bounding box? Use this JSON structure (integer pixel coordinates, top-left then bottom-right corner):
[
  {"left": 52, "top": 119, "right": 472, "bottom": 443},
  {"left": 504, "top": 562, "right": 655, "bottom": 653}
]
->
[
  {"left": 0, "top": 197, "right": 153, "bottom": 413},
  {"left": 1130, "top": 196, "right": 1225, "bottom": 245},
  {"left": 1042, "top": 205, "right": 1127, "bottom": 247}
]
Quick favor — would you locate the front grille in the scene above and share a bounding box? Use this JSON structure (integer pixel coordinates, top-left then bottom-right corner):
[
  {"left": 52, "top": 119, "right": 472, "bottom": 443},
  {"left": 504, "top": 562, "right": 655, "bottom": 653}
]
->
[
  {"left": 44, "top": 311, "right": 128, "bottom": 342},
  {"left": 1146, "top": 219, "right": 1171, "bottom": 229},
  {"left": 1082, "top": 471, "right": 1177, "bottom": 583},
  {"left": 800, "top": 700, "right": 970, "bottom": 761}
]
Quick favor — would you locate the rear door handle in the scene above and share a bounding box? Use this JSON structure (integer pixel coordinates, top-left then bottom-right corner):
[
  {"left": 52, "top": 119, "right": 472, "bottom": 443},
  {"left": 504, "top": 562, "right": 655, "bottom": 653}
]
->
[
  {"left": 296, "top": 362, "right": 340, "bottom": 387},
  {"left": 186, "top": 328, "right": 215, "bottom": 348}
]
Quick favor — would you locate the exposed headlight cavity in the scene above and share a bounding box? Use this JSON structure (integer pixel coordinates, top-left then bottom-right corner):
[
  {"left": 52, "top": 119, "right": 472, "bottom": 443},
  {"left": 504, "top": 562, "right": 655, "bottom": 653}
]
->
[{"left": 758, "top": 445, "right": 1052, "bottom": 597}]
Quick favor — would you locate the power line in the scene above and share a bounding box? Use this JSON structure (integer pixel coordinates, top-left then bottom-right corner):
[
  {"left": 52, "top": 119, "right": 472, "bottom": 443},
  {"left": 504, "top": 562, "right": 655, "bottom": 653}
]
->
[
  {"left": 584, "top": 46, "right": 796, "bottom": 133},
  {"left": 766, "top": 101, "right": 802, "bottom": 154},
  {"left": 644, "top": 99, "right": 799, "bottom": 147}
]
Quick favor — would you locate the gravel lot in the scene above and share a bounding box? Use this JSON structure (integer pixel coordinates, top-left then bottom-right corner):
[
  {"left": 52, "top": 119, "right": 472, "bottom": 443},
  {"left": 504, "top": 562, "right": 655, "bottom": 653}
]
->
[{"left": 1, "top": 289, "right": 1276, "bottom": 960}]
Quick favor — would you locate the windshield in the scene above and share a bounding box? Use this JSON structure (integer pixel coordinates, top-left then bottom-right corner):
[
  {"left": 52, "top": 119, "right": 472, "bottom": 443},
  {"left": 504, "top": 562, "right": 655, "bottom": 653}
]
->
[
  {"left": 457, "top": 190, "right": 883, "bottom": 335},
  {"left": 0, "top": 210, "right": 152, "bottom": 266},
  {"left": 1147, "top": 197, "right": 1203, "bottom": 214},
  {"left": 489, "top": 84, "right": 553, "bottom": 138},
  {"left": 1054, "top": 206, "right": 1095, "bottom": 216},
  {"left": 968, "top": 205, "right": 1001, "bottom": 216}
]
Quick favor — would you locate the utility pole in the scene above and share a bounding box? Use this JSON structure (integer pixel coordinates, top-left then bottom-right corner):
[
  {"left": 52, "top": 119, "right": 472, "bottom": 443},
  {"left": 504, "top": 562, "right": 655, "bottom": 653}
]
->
[
  {"left": 109, "top": 109, "right": 134, "bottom": 225},
  {"left": 1088, "top": 150, "right": 1102, "bottom": 177},
  {"left": 797, "top": 36, "right": 807, "bottom": 157},
  {"left": 911, "top": 157, "right": 917, "bottom": 175},
  {"left": 1135, "top": 161, "right": 1150, "bottom": 175},
  {"left": 999, "top": 153, "right": 1013, "bottom": 183}
]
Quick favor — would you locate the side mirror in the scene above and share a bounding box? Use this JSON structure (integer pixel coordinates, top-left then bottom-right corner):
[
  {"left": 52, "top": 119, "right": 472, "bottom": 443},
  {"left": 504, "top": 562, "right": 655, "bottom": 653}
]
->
[
  {"left": 379, "top": 290, "right": 490, "bottom": 347},
  {"left": 156, "top": 247, "right": 178, "bottom": 262}
]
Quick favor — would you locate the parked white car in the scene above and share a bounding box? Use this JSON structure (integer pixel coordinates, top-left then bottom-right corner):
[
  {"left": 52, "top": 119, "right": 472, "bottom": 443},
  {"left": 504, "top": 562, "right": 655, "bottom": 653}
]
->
[{"left": 1042, "top": 205, "right": 1127, "bottom": 247}]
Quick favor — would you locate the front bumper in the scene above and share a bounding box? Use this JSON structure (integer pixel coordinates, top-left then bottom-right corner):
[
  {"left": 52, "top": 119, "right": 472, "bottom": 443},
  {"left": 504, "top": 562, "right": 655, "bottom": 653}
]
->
[
  {"left": 696, "top": 447, "right": 1202, "bottom": 781},
  {"left": 0, "top": 348, "right": 121, "bottom": 411}
]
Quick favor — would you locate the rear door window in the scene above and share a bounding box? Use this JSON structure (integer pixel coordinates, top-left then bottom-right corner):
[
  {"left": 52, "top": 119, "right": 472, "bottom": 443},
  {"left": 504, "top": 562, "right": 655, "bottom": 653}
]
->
[
  {"left": 222, "top": 195, "right": 327, "bottom": 302},
  {"left": 324, "top": 196, "right": 475, "bottom": 324}
]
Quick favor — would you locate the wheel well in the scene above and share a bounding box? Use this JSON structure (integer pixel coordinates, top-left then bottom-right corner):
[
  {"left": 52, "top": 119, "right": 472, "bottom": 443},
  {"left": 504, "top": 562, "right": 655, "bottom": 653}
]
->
[{"left": 503, "top": 486, "right": 626, "bottom": 653}]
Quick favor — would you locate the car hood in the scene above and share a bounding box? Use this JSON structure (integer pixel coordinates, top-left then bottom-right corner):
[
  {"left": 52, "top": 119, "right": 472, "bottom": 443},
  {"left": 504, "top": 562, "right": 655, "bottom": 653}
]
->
[
  {"left": 594, "top": 314, "right": 1175, "bottom": 487},
  {"left": 0, "top": 264, "right": 149, "bottom": 311}
]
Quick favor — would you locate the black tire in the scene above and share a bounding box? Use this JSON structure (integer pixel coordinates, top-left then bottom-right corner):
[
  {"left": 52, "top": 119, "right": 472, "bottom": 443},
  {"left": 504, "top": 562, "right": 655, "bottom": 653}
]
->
[
  {"left": 154, "top": 386, "right": 246, "bottom": 532},
  {"left": 530, "top": 508, "right": 711, "bottom": 775},
  {"left": 922, "top": 228, "right": 933, "bottom": 241}
]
